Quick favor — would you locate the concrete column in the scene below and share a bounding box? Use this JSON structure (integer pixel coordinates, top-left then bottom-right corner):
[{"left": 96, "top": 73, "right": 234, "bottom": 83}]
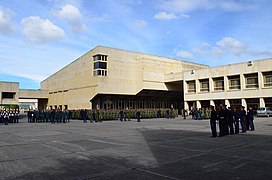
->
[
  {"left": 195, "top": 80, "right": 199, "bottom": 93},
  {"left": 210, "top": 77, "right": 214, "bottom": 92},
  {"left": 34, "top": 102, "right": 38, "bottom": 109},
  {"left": 242, "top": 98, "right": 247, "bottom": 111},
  {"left": 210, "top": 100, "right": 215, "bottom": 107},
  {"left": 225, "top": 99, "right": 230, "bottom": 108},
  {"left": 260, "top": 98, "right": 265, "bottom": 107},
  {"left": 240, "top": 74, "right": 245, "bottom": 90},
  {"left": 258, "top": 72, "right": 263, "bottom": 89},
  {"left": 224, "top": 76, "right": 228, "bottom": 91},
  {"left": 184, "top": 81, "right": 188, "bottom": 93},
  {"left": 196, "top": 101, "right": 201, "bottom": 109},
  {"left": 184, "top": 101, "right": 189, "bottom": 111}
]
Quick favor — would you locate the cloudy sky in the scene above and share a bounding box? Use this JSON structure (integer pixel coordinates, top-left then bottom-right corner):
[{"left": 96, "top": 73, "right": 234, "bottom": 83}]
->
[{"left": 0, "top": 0, "right": 272, "bottom": 89}]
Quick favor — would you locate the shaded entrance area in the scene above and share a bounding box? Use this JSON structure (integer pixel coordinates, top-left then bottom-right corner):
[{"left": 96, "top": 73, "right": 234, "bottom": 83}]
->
[{"left": 91, "top": 89, "right": 183, "bottom": 112}]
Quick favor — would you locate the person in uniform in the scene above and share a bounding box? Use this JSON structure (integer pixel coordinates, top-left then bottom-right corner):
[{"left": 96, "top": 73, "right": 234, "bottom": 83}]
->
[
  {"left": 136, "top": 110, "right": 141, "bottom": 122},
  {"left": 119, "top": 109, "right": 124, "bottom": 122},
  {"left": 233, "top": 107, "right": 240, "bottom": 134},
  {"left": 91, "top": 110, "right": 96, "bottom": 123},
  {"left": 4, "top": 110, "right": 9, "bottom": 125},
  {"left": 240, "top": 106, "right": 247, "bottom": 133},
  {"left": 9, "top": 110, "right": 15, "bottom": 123},
  {"left": 218, "top": 106, "right": 225, "bottom": 136},
  {"left": 210, "top": 105, "right": 218, "bottom": 137},
  {"left": 227, "top": 107, "right": 234, "bottom": 135},
  {"left": 50, "top": 109, "right": 56, "bottom": 124},
  {"left": 247, "top": 106, "right": 255, "bottom": 131},
  {"left": 15, "top": 110, "right": 19, "bottom": 123}
]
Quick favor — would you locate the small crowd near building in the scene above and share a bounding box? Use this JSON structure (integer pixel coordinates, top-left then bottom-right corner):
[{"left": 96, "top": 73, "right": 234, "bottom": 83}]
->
[
  {"left": 0, "top": 109, "right": 20, "bottom": 125},
  {"left": 209, "top": 105, "right": 255, "bottom": 137},
  {"left": 27, "top": 109, "right": 71, "bottom": 124}
]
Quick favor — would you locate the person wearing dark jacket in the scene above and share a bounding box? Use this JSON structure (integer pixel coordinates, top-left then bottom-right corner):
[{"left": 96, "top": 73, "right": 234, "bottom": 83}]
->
[
  {"left": 210, "top": 106, "right": 217, "bottom": 137},
  {"left": 248, "top": 106, "right": 255, "bottom": 131}
]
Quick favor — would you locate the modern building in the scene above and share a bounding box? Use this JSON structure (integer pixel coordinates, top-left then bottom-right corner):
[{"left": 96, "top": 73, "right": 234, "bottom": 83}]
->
[
  {"left": 41, "top": 46, "right": 207, "bottom": 111},
  {"left": 167, "top": 59, "right": 272, "bottom": 111},
  {"left": 1, "top": 46, "right": 272, "bottom": 112}
]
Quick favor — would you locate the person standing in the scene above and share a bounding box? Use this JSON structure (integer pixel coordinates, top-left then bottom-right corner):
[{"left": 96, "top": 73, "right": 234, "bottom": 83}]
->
[
  {"left": 228, "top": 107, "right": 234, "bottom": 135},
  {"left": 119, "top": 109, "right": 124, "bottom": 122},
  {"left": 218, "top": 106, "right": 225, "bottom": 136},
  {"left": 4, "top": 110, "right": 9, "bottom": 125},
  {"left": 240, "top": 106, "right": 247, "bottom": 133},
  {"left": 136, "top": 110, "right": 141, "bottom": 122},
  {"left": 15, "top": 110, "right": 19, "bottom": 123},
  {"left": 210, "top": 106, "right": 218, "bottom": 137},
  {"left": 247, "top": 106, "right": 255, "bottom": 131},
  {"left": 233, "top": 107, "right": 240, "bottom": 134}
]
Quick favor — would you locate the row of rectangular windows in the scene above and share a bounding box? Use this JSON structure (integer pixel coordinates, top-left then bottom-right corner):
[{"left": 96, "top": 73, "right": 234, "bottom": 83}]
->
[{"left": 187, "top": 72, "right": 272, "bottom": 93}]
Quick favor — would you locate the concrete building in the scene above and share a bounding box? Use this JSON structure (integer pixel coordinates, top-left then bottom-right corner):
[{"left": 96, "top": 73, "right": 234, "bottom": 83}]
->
[
  {"left": 166, "top": 58, "right": 272, "bottom": 111},
  {"left": 41, "top": 46, "right": 207, "bottom": 110},
  {"left": 1, "top": 46, "right": 272, "bottom": 112}
]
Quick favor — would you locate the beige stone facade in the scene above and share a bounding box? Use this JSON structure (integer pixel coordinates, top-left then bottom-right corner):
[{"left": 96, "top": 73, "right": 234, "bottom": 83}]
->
[
  {"left": 1, "top": 46, "right": 272, "bottom": 112},
  {"left": 0, "top": 81, "right": 19, "bottom": 105},
  {"left": 178, "top": 59, "right": 272, "bottom": 111},
  {"left": 41, "top": 46, "right": 207, "bottom": 110}
]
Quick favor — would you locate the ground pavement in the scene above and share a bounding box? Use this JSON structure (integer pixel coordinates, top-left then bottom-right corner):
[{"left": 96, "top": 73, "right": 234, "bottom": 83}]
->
[{"left": 0, "top": 116, "right": 272, "bottom": 180}]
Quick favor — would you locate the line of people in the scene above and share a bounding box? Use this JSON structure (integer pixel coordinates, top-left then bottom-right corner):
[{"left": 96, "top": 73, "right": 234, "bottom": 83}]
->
[
  {"left": 28, "top": 109, "right": 70, "bottom": 124},
  {"left": 0, "top": 109, "right": 19, "bottom": 125},
  {"left": 210, "top": 105, "right": 255, "bottom": 137}
]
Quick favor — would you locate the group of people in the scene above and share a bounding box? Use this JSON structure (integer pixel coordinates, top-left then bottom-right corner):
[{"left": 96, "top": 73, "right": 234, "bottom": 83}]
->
[
  {"left": 27, "top": 109, "right": 71, "bottom": 124},
  {"left": 190, "top": 108, "right": 212, "bottom": 120},
  {"left": 79, "top": 109, "right": 102, "bottom": 123},
  {"left": 0, "top": 109, "right": 19, "bottom": 125},
  {"left": 210, "top": 105, "right": 255, "bottom": 137}
]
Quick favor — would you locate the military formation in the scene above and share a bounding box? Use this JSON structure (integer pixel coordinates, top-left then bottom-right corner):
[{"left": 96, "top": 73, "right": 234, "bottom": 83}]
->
[
  {"left": 27, "top": 109, "right": 70, "bottom": 124},
  {"left": 210, "top": 105, "right": 255, "bottom": 137},
  {"left": 0, "top": 109, "right": 20, "bottom": 125},
  {"left": 191, "top": 108, "right": 212, "bottom": 120}
]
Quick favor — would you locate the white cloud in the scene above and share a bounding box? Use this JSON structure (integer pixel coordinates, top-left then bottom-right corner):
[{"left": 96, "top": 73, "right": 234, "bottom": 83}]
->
[
  {"left": 216, "top": 36, "right": 246, "bottom": 55},
  {"left": 133, "top": 20, "right": 147, "bottom": 29},
  {"left": 176, "top": 50, "right": 194, "bottom": 59},
  {"left": 21, "top": 16, "right": 65, "bottom": 44},
  {"left": 158, "top": 0, "right": 256, "bottom": 13},
  {"left": 192, "top": 48, "right": 208, "bottom": 55},
  {"left": 154, "top": 11, "right": 178, "bottom": 20},
  {"left": 0, "top": 6, "right": 15, "bottom": 35},
  {"left": 56, "top": 4, "right": 86, "bottom": 33}
]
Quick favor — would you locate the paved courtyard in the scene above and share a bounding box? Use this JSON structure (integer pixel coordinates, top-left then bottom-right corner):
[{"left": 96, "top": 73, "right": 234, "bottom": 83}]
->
[{"left": 0, "top": 116, "right": 272, "bottom": 180}]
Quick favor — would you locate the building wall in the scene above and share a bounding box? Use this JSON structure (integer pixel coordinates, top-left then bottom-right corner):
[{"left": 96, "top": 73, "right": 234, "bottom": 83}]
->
[
  {"left": 181, "top": 58, "right": 272, "bottom": 111},
  {"left": 41, "top": 46, "right": 207, "bottom": 109},
  {"left": 0, "top": 81, "right": 19, "bottom": 105}
]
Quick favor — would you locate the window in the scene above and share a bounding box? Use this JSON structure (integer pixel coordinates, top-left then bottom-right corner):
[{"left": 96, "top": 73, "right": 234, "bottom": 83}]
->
[
  {"left": 187, "top": 81, "right": 196, "bottom": 93},
  {"left": 245, "top": 73, "right": 258, "bottom": 88},
  {"left": 94, "top": 62, "right": 107, "bottom": 69},
  {"left": 263, "top": 71, "right": 272, "bottom": 87},
  {"left": 228, "top": 75, "right": 241, "bottom": 90},
  {"left": 199, "top": 79, "right": 209, "bottom": 92},
  {"left": 93, "top": 54, "right": 107, "bottom": 61},
  {"left": 213, "top": 77, "right": 224, "bottom": 91},
  {"left": 2, "top": 92, "right": 15, "bottom": 99},
  {"left": 93, "top": 54, "right": 108, "bottom": 76}
]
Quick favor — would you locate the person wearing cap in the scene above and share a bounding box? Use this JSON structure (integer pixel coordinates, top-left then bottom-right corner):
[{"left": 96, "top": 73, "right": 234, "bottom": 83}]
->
[{"left": 210, "top": 105, "right": 218, "bottom": 137}]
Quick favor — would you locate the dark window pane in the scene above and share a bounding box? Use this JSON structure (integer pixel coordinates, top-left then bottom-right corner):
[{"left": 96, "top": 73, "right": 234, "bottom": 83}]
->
[
  {"left": 2, "top": 92, "right": 15, "bottom": 99},
  {"left": 94, "top": 62, "right": 107, "bottom": 69}
]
